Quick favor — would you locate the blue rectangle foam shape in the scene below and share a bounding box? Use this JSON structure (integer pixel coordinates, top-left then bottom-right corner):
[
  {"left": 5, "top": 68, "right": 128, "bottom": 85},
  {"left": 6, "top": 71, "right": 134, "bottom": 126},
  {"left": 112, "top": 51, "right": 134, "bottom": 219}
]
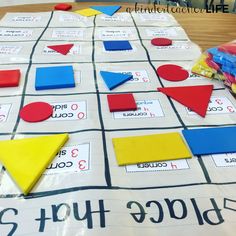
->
[
  {"left": 222, "top": 65, "right": 233, "bottom": 74},
  {"left": 182, "top": 126, "right": 236, "bottom": 155},
  {"left": 213, "top": 55, "right": 223, "bottom": 64},
  {"left": 35, "top": 65, "right": 75, "bottom": 90},
  {"left": 103, "top": 40, "right": 132, "bottom": 51},
  {"left": 224, "top": 60, "right": 234, "bottom": 68},
  {"left": 208, "top": 48, "right": 236, "bottom": 65}
]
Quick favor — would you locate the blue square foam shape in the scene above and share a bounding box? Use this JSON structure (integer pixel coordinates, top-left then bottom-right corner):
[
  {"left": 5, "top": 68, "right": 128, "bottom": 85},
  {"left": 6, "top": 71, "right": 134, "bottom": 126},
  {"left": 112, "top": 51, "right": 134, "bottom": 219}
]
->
[
  {"left": 182, "top": 126, "right": 236, "bottom": 155},
  {"left": 35, "top": 65, "right": 75, "bottom": 90},
  {"left": 103, "top": 40, "right": 132, "bottom": 51}
]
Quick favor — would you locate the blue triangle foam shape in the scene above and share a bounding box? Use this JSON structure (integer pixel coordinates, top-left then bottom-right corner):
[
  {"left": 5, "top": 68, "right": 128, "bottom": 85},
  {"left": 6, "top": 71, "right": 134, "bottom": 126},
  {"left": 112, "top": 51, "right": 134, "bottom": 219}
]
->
[
  {"left": 100, "top": 71, "right": 133, "bottom": 90},
  {"left": 90, "top": 6, "right": 121, "bottom": 16}
]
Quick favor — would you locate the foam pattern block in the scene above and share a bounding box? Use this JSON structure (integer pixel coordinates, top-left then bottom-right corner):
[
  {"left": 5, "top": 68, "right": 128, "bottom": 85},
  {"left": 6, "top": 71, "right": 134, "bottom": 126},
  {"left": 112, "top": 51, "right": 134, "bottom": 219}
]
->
[
  {"left": 0, "top": 69, "right": 21, "bottom": 88},
  {"left": 100, "top": 71, "right": 133, "bottom": 90},
  {"left": 157, "top": 64, "right": 189, "bottom": 82},
  {"left": 90, "top": 6, "right": 121, "bottom": 16},
  {"left": 103, "top": 40, "right": 132, "bottom": 51},
  {"left": 107, "top": 93, "right": 137, "bottom": 112},
  {"left": 151, "top": 38, "right": 172, "bottom": 46},
  {"left": 20, "top": 102, "right": 53, "bottom": 123},
  {"left": 182, "top": 126, "right": 236, "bottom": 155},
  {"left": 192, "top": 41, "right": 236, "bottom": 94},
  {"left": 0, "top": 134, "right": 69, "bottom": 195},
  {"left": 35, "top": 65, "right": 75, "bottom": 90},
  {"left": 113, "top": 132, "right": 192, "bottom": 166},
  {"left": 74, "top": 8, "right": 102, "bottom": 17},
  {"left": 158, "top": 85, "right": 213, "bottom": 117},
  {"left": 47, "top": 44, "right": 74, "bottom": 55},
  {"left": 54, "top": 3, "right": 72, "bottom": 11}
]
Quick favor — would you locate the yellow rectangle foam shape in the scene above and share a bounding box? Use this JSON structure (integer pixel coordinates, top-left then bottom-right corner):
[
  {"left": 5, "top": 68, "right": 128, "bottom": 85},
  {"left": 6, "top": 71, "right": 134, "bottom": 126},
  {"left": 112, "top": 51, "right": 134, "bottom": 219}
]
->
[{"left": 112, "top": 132, "right": 192, "bottom": 166}]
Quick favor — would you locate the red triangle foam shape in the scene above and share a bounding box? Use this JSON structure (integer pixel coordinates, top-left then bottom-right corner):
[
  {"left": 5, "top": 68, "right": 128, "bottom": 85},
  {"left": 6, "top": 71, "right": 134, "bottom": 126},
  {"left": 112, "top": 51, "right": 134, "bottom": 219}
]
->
[
  {"left": 47, "top": 44, "right": 74, "bottom": 55},
  {"left": 158, "top": 85, "right": 213, "bottom": 117}
]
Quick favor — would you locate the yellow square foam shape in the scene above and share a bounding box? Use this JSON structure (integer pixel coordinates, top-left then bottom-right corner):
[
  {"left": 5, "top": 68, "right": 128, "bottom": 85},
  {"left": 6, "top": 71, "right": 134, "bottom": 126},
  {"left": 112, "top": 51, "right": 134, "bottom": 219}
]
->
[
  {"left": 74, "top": 8, "right": 102, "bottom": 17},
  {"left": 0, "top": 133, "right": 69, "bottom": 195},
  {"left": 112, "top": 132, "right": 192, "bottom": 166}
]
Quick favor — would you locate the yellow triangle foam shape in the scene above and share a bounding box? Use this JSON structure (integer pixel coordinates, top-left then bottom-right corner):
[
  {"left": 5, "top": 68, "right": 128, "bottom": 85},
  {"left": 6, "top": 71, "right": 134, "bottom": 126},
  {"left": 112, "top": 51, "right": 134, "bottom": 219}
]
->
[
  {"left": 0, "top": 133, "right": 69, "bottom": 195},
  {"left": 74, "top": 8, "right": 102, "bottom": 17}
]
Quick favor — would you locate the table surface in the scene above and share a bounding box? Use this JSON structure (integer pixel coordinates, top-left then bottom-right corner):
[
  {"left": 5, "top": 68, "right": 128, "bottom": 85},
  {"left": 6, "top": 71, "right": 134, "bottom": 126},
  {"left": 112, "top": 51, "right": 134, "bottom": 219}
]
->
[{"left": 0, "top": 2, "right": 235, "bottom": 51}]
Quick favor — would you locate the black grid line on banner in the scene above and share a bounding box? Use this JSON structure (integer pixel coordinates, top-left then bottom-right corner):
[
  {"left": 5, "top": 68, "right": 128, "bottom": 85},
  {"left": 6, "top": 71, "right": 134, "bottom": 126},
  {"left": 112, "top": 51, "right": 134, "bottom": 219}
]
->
[
  {"left": 129, "top": 12, "right": 212, "bottom": 184},
  {"left": 0, "top": 11, "right": 236, "bottom": 199}
]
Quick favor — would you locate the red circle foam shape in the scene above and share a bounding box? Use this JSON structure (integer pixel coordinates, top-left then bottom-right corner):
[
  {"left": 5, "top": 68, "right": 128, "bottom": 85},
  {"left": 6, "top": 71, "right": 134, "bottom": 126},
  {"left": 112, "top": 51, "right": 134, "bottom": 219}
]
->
[
  {"left": 151, "top": 38, "right": 172, "bottom": 46},
  {"left": 20, "top": 102, "right": 53, "bottom": 123},
  {"left": 157, "top": 64, "right": 189, "bottom": 82}
]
